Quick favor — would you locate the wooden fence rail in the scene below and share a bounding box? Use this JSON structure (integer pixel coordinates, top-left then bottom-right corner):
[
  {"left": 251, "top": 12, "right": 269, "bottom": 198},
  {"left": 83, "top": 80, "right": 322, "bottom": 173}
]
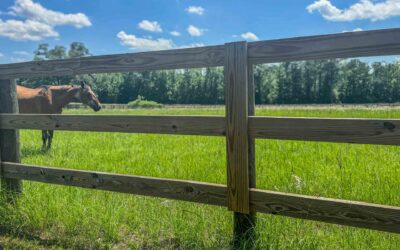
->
[
  {"left": 0, "top": 28, "right": 400, "bottom": 247},
  {"left": 3, "top": 114, "right": 400, "bottom": 145},
  {"left": 2, "top": 162, "right": 399, "bottom": 234}
]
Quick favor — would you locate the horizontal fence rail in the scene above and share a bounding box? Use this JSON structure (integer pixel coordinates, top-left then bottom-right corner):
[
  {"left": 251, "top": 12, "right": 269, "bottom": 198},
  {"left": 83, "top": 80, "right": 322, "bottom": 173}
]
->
[
  {"left": 0, "top": 114, "right": 226, "bottom": 136},
  {"left": 1, "top": 28, "right": 400, "bottom": 79},
  {"left": 1, "top": 162, "right": 227, "bottom": 206},
  {"left": 3, "top": 162, "right": 400, "bottom": 234},
  {"left": 0, "top": 45, "right": 225, "bottom": 79},
  {"left": 248, "top": 28, "right": 400, "bottom": 64},
  {"left": 3, "top": 114, "right": 400, "bottom": 145},
  {"left": 250, "top": 116, "right": 400, "bottom": 145}
]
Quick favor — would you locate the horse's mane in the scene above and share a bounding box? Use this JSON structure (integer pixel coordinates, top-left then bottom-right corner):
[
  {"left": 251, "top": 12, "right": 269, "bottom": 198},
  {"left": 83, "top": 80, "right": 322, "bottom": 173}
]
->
[{"left": 36, "top": 85, "right": 77, "bottom": 96}]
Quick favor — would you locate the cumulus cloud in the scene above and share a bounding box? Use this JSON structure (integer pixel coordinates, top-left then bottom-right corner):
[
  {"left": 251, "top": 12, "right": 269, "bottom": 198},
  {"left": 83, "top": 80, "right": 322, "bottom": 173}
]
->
[
  {"left": 187, "top": 25, "right": 204, "bottom": 36},
  {"left": 138, "top": 20, "right": 162, "bottom": 32},
  {"left": 0, "top": 0, "right": 91, "bottom": 41},
  {"left": 241, "top": 32, "right": 259, "bottom": 41},
  {"left": 170, "top": 31, "right": 180, "bottom": 36},
  {"left": 117, "top": 31, "right": 174, "bottom": 51},
  {"left": 307, "top": 0, "right": 400, "bottom": 21},
  {"left": 186, "top": 6, "right": 205, "bottom": 15},
  {"left": 10, "top": 0, "right": 91, "bottom": 27},
  {"left": 0, "top": 19, "right": 58, "bottom": 41},
  {"left": 342, "top": 28, "right": 364, "bottom": 32}
]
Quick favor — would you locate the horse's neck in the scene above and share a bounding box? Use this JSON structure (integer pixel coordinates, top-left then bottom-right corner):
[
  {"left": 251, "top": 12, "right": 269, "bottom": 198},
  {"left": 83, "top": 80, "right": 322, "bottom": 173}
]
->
[{"left": 50, "top": 87, "right": 79, "bottom": 113}]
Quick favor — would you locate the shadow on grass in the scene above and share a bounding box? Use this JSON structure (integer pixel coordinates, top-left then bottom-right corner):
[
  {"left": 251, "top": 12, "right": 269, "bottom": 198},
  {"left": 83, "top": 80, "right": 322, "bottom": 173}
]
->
[{"left": 21, "top": 146, "right": 49, "bottom": 158}]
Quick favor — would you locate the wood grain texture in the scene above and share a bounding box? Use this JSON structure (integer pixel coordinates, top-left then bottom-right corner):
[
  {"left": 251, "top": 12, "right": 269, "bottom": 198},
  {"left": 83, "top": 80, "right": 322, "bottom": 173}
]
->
[
  {"left": 247, "top": 66, "right": 256, "bottom": 191},
  {"left": 0, "top": 114, "right": 225, "bottom": 136},
  {"left": 1, "top": 28, "right": 399, "bottom": 79},
  {"left": 2, "top": 162, "right": 399, "bottom": 233},
  {"left": 248, "top": 28, "right": 400, "bottom": 64},
  {"left": 250, "top": 116, "right": 400, "bottom": 145},
  {"left": 250, "top": 189, "right": 400, "bottom": 234},
  {"left": 0, "top": 45, "right": 225, "bottom": 79},
  {"left": 0, "top": 79, "right": 22, "bottom": 193},
  {"left": 233, "top": 64, "right": 257, "bottom": 246},
  {"left": 225, "top": 42, "right": 250, "bottom": 213},
  {"left": 1, "top": 162, "right": 227, "bottom": 206}
]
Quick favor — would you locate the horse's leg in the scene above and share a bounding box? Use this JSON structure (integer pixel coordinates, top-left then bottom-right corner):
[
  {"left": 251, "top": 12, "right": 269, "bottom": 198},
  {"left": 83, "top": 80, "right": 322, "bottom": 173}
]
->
[
  {"left": 47, "top": 130, "right": 54, "bottom": 150},
  {"left": 42, "top": 130, "right": 48, "bottom": 151}
]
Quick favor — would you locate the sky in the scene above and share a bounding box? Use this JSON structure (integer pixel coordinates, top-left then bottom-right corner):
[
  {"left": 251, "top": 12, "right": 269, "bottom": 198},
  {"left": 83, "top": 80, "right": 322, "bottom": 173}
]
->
[{"left": 0, "top": 0, "right": 400, "bottom": 64}]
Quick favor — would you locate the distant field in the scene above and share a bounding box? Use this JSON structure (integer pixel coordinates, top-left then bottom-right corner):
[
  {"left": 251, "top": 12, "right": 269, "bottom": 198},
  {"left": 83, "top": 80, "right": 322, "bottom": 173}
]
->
[{"left": 1, "top": 106, "right": 399, "bottom": 249}]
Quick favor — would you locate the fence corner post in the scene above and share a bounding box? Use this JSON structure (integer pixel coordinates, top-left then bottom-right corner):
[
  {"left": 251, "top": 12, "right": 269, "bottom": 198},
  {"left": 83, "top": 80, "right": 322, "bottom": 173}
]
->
[
  {"left": 0, "top": 79, "right": 22, "bottom": 197},
  {"left": 224, "top": 41, "right": 256, "bottom": 248}
]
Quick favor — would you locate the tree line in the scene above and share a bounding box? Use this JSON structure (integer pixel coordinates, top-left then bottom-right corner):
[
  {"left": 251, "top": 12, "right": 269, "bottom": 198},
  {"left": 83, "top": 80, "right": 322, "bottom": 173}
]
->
[{"left": 19, "top": 42, "right": 400, "bottom": 104}]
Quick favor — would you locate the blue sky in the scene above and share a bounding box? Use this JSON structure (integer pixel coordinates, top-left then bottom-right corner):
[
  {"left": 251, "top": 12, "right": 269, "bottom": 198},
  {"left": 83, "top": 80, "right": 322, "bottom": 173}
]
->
[{"left": 0, "top": 0, "right": 400, "bottom": 63}]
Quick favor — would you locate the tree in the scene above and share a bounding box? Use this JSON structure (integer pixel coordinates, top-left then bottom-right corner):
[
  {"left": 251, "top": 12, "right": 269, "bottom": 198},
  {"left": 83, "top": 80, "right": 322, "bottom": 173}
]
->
[
  {"left": 69, "top": 42, "right": 91, "bottom": 58},
  {"left": 318, "top": 60, "right": 339, "bottom": 103},
  {"left": 339, "top": 59, "right": 371, "bottom": 103}
]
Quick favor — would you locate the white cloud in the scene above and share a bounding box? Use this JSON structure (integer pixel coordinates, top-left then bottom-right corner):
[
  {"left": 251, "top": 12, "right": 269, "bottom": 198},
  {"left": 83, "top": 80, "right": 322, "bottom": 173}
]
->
[
  {"left": 241, "top": 32, "right": 259, "bottom": 41},
  {"left": 187, "top": 25, "right": 204, "bottom": 36},
  {"left": 307, "top": 0, "right": 400, "bottom": 22},
  {"left": 138, "top": 20, "right": 162, "bottom": 32},
  {"left": 117, "top": 31, "right": 174, "bottom": 51},
  {"left": 170, "top": 31, "right": 180, "bottom": 36},
  {"left": 10, "top": 0, "right": 91, "bottom": 28},
  {"left": 342, "top": 28, "right": 364, "bottom": 32},
  {"left": 0, "top": 19, "right": 58, "bottom": 41},
  {"left": 186, "top": 6, "right": 205, "bottom": 15},
  {"left": 0, "top": 0, "right": 90, "bottom": 41}
]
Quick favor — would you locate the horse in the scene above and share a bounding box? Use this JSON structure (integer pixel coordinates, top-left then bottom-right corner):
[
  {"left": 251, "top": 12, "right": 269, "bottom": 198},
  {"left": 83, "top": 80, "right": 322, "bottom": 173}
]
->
[{"left": 17, "top": 82, "right": 102, "bottom": 150}]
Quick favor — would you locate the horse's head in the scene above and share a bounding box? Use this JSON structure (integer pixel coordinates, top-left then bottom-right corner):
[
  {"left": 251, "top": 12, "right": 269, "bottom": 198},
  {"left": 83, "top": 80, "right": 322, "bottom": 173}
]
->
[{"left": 77, "top": 81, "right": 102, "bottom": 112}]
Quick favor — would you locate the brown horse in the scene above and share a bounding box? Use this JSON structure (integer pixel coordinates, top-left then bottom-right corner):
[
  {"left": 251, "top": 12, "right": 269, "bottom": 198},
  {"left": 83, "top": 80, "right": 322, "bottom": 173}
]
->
[{"left": 17, "top": 82, "right": 101, "bottom": 150}]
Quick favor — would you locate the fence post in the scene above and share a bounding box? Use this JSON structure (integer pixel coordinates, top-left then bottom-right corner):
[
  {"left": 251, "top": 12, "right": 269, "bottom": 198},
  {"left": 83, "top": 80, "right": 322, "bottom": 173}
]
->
[
  {"left": 233, "top": 64, "right": 257, "bottom": 245},
  {"left": 225, "top": 41, "right": 255, "bottom": 247},
  {"left": 0, "top": 79, "right": 22, "bottom": 196}
]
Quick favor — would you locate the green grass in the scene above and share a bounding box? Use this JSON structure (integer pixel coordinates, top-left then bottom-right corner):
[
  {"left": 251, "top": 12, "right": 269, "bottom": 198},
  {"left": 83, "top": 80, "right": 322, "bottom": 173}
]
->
[{"left": 0, "top": 106, "right": 400, "bottom": 249}]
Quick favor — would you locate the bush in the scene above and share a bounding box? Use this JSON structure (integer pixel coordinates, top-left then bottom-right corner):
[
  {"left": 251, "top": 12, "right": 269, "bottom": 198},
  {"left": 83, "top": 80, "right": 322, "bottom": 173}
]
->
[{"left": 127, "top": 96, "right": 163, "bottom": 109}]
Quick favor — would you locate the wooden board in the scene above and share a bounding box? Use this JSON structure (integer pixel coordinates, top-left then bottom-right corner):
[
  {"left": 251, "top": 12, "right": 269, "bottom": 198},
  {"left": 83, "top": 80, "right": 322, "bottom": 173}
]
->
[
  {"left": 1, "top": 162, "right": 227, "bottom": 206},
  {"left": 248, "top": 28, "right": 400, "bottom": 64},
  {"left": 233, "top": 64, "right": 257, "bottom": 245},
  {"left": 225, "top": 41, "right": 250, "bottom": 213},
  {"left": 0, "top": 45, "right": 225, "bottom": 79},
  {"left": 250, "top": 116, "right": 400, "bottom": 145},
  {"left": 0, "top": 79, "right": 22, "bottom": 193},
  {"left": 2, "top": 162, "right": 399, "bottom": 233},
  {"left": 2, "top": 28, "right": 399, "bottom": 79},
  {"left": 250, "top": 189, "right": 400, "bottom": 234},
  {"left": 0, "top": 114, "right": 226, "bottom": 136}
]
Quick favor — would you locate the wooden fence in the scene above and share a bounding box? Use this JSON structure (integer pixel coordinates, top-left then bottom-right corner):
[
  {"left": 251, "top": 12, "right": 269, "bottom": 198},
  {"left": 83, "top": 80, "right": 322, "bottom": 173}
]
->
[{"left": 1, "top": 28, "right": 400, "bottom": 246}]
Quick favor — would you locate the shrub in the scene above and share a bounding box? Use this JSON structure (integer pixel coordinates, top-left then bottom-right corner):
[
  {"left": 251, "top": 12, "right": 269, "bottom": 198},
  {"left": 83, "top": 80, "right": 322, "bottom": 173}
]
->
[{"left": 127, "top": 96, "right": 163, "bottom": 109}]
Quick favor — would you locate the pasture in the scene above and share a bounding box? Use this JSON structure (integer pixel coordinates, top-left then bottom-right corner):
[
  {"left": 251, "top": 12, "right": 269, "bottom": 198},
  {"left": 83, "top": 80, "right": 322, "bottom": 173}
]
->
[{"left": 0, "top": 106, "right": 399, "bottom": 249}]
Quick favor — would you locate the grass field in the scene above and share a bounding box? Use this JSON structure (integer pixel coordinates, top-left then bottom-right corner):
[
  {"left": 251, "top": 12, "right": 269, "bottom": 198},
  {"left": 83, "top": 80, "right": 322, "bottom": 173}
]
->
[{"left": 0, "top": 106, "right": 400, "bottom": 249}]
